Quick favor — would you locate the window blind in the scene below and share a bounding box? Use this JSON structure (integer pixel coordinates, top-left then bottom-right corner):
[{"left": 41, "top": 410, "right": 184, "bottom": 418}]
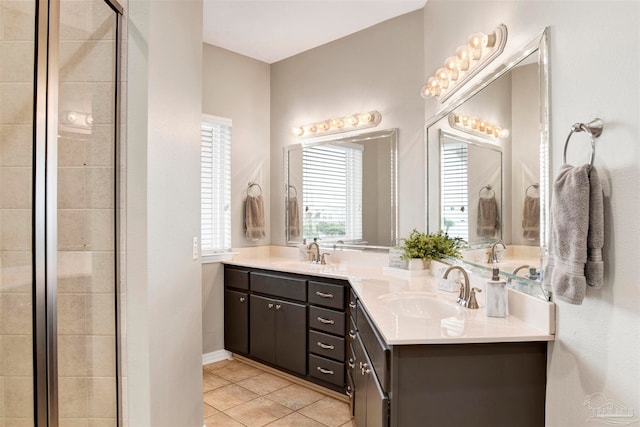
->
[
  {"left": 441, "top": 142, "right": 468, "bottom": 241},
  {"left": 201, "top": 114, "right": 232, "bottom": 253},
  {"left": 303, "top": 144, "right": 363, "bottom": 242}
]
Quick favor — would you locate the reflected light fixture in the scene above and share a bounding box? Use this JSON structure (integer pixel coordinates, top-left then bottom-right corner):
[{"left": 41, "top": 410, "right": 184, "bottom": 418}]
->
[
  {"left": 421, "top": 24, "right": 507, "bottom": 103},
  {"left": 448, "top": 113, "right": 510, "bottom": 139},
  {"left": 291, "top": 111, "right": 381, "bottom": 138}
]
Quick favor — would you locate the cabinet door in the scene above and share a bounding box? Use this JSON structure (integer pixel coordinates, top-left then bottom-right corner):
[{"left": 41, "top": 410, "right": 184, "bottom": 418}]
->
[
  {"left": 275, "top": 299, "right": 307, "bottom": 375},
  {"left": 365, "top": 365, "right": 389, "bottom": 427},
  {"left": 353, "top": 334, "right": 368, "bottom": 427},
  {"left": 224, "top": 289, "right": 249, "bottom": 354},
  {"left": 250, "top": 294, "right": 276, "bottom": 364}
]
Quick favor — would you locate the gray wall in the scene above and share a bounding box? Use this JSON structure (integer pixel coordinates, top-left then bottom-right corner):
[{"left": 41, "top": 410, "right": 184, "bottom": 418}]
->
[
  {"left": 270, "top": 10, "right": 425, "bottom": 245},
  {"left": 126, "top": 0, "right": 204, "bottom": 425},
  {"left": 201, "top": 44, "right": 270, "bottom": 355},
  {"left": 424, "top": 1, "right": 639, "bottom": 425}
]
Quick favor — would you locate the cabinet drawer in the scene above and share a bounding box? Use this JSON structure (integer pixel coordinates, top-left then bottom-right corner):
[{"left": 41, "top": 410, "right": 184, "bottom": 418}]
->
[
  {"left": 309, "top": 330, "right": 345, "bottom": 362},
  {"left": 308, "top": 281, "right": 345, "bottom": 310},
  {"left": 309, "top": 354, "right": 345, "bottom": 387},
  {"left": 250, "top": 272, "right": 307, "bottom": 302},
  {"left": 309, "top": 306, "right": 345, "bottom": 336},
  {"left": 224, "top": 267, "right": 249, "bottom": 290},
  {"left": 357, "top": 301, "right": 390, "bottom": 392}
]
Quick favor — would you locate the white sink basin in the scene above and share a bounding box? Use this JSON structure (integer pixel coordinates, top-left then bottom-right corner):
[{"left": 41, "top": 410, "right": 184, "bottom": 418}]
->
[{"left": 377, "top": 292, "right": 461, "bottom": 320}]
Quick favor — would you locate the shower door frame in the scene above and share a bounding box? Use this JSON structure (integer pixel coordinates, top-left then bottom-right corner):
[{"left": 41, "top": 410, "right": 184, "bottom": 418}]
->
[{"left": 32, "top": 0, "right": 124, "bottom": 425}]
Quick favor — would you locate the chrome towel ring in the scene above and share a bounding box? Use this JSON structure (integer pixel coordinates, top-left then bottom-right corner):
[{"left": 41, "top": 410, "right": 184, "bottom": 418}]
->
[
  {"left": 248, "top": 181, "right": 262, "bottom": 196},
  {"left": 525, "top": 183, "right": 539, "bottom": 197},
  {"left": 479, "top": 184, "right": 494, "bottom": 198},
  {"left": 562, "top": 118, "right": 604, "bottom": 167}
]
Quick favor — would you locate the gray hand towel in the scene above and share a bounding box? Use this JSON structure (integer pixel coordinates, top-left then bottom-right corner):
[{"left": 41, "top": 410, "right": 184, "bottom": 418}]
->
[
  {"left": 586, "top": 166, "right": 604, "bottom": 288},
  {"left": 477, "top": 196, "right": 500, "bottom": 237},
  {"left": 288, "top": 196, "right": 300, "bottom": 238},
  {"left": 244, "top": 195, "right": 266, "bottom": 240},
  {"left": 543, "top": 164, "right": 599, "bottom": 304},
  {"left": 522, "top": 195, "right": 540, "bottom": 241}
]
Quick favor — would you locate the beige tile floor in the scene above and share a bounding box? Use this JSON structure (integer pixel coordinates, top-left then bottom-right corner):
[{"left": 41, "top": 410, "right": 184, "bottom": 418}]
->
[{"left": 203, "top": 359, "right": 355, "bottom": 427}]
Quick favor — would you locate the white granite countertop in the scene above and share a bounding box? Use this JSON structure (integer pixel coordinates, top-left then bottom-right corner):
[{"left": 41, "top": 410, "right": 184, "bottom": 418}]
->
[{"left": 223, "top": 253, "right": 555, "bottom": 346}]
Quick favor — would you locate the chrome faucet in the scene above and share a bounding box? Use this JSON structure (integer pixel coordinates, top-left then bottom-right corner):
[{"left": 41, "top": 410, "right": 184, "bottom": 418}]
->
[
  {"left": 487, "top": 240, "right": 507, "bottom": 263},
  {"left": 307, "top": 239, "right": 321, "bottom": 263},
  {"left": 511, "top": 264, "right": 530, "bottom": 276},
  {"left": 443, "top": 265, "right": 481, "bottom": 309}
]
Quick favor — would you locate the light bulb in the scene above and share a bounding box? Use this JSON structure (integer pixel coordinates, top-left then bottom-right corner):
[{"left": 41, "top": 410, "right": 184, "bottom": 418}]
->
[
  {"left": 460, "top": 115, "right": 469, "bottom": 125},
  {"left": 427, "top": 76, "right": 439, "bottom": 89},
  {"left": 85, "top": 114, "right": 93, "bottom": 125},
  {"left": 469, "top": 118, "right": 478, "bottom": 129},
  {"left": 478, "top": 121, "right": 486, "bottom": 131},
  {"left": 455, "top": 46, "right": 470, "bottom": 71},
  {"left": 436, "top": 68, "right": 450, "bottom": 89},
  {"left": 291, "top": 126, "right": 304, "bottom": 136},
  {"left": 420, "top": 85, "right": 432, "bottom": 98},
  {"left": 331, "top": 118, "right": 344, "bottom": 129},
  {"left": 361, "top": 112, "right": 374, "bottom": 123},
  {"left": 66, "top": 112, "right": 77, "bottom": 123},
  {"left": 307, "top": 125, "right": 317, "bottom": 133},
  {"left": 485, "top": 124, "right": 494, "bottom": 135},
  {"left": 317, "top": 121, "right": 329, "bottom": 131},
  {"left": 468, "top": 32, "right": 485, "bottom": 49},
  {"left": 346, "top": 116, "right": 359, "bottom": 126},
  {"left": 498, "top": 128, "right": 510, "bottom": 138}
]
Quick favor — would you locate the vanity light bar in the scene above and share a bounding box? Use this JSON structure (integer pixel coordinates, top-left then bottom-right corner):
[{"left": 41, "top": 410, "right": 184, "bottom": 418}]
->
[
  {"left": 421, "top": 24, "right": 508, "bottom": 103},
  {"left": 291, "top": 111, "right": 382, "bottom": 138},
  {"left": 448, "top": 113, "right": 510, "bottom": 139}
]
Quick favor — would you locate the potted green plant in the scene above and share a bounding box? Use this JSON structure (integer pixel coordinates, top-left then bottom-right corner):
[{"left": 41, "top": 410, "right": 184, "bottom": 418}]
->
[{"left": 399, "top": 229, "right": 464, "bottom": 269}]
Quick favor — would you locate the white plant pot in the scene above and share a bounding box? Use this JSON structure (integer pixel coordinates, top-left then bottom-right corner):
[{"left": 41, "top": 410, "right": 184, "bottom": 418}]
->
[{"left": 407, "top": 258, "right": 430, "bottom": 270}]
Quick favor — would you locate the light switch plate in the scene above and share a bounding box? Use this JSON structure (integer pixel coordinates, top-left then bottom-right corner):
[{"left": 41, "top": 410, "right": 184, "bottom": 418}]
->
[{"left": 192, "top": 237, "right": 199, "bottom": 260}]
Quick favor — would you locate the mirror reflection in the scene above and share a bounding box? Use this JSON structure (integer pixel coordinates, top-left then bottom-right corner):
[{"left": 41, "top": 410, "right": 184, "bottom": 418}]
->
[
  {"left": 426, "top": 29, "right": 549, "bottom": 299},
  {"left": 285, "top": 129, "right": 398, "bottom": 247}
]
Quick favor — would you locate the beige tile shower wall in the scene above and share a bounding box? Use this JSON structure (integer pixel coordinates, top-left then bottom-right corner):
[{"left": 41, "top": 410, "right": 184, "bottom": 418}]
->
[
  {"left": 57, "top": 0, "right": 119, "bottom": 425},
  {"left": 0, "top": 0, "right": 35, "bottom": 425}
]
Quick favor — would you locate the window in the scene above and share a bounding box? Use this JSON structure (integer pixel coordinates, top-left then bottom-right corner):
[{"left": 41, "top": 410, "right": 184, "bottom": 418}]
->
[
  {"left": 201, "top": 114, "right": 231, "bottom": 254},
  {"left": 302, "top": 143, "right": 363, "bottom": 242},
  {"left": 440, "top": 141, "right": 468, "bottom": 241}
]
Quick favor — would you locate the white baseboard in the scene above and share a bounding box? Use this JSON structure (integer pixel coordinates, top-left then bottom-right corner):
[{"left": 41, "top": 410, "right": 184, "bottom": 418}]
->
[{"left": 202, "top": 349, "right": 232, "bottom": 365}]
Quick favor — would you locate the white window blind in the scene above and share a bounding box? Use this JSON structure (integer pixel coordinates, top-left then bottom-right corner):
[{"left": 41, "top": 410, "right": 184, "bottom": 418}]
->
[
  {"left": 201, "top": 114, "right": 231, "bottom": 254},
  {"left": 441, "top": 142, "right": 468, "bottom": 241},
  {"left": 303, "top": 144, "right": 363, "bottom": 242}
]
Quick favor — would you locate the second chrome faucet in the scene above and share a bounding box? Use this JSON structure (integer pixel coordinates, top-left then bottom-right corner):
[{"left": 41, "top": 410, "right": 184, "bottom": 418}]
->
[{"left": 443, "top": 265, "right": 481, "bottom": 309}]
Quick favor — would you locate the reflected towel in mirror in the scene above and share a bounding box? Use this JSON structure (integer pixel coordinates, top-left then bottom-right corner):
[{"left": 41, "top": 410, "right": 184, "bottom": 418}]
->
[
  {"left": 477, "top": 196, "right": 500, "bottom": 237},
  {"left": 244, "top": 194, "right": 266, "bottom": 240},
  {"left": 522, "top": 195, "right": 540, "bottom": 241},
  {"left": 288, "top": 196, "right": 300, "bottom": 238}
]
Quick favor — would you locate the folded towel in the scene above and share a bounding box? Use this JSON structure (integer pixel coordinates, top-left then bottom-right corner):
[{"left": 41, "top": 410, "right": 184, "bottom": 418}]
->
[
  {"left": 244, "top": 195, "right": 266, "bottom": 240},
  {"left": 543, "top": 164, "right": 604, "bottom": 304},
  {"left": 288, "top": 196, "right": 300, "bottom": 238},
  {"left": 477, "top": 196, "right": 500, "bottom": 238},
  {"left": 522, "top": 195, "right": 540, "bottom": 241},
  {"left": 586, "top": 166, "right": 604, "bottom": 288}
]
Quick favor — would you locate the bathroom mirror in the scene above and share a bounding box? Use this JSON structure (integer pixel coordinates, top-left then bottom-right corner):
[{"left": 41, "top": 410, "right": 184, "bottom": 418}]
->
[
  {"left": 426, "top": 28, "right": 549, "bottom": 299},
  {"left": 285, "top": 128, "right": 398, "bottom": 248}
]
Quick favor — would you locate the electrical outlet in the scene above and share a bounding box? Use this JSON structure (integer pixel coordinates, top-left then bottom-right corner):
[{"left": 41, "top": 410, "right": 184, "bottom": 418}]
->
[{"left": 192, "top": 237, "right": 199, "bottom": 260}]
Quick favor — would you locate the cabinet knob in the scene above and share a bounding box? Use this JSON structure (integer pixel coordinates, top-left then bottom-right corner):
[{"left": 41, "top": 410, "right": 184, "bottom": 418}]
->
[
  {"left": 275, "top": 304, "right": 282, "bottom": 310},
  {"left": 268, "top": 303, "right": 274, "bottom": 309},
  {"left": 348, "top": 358, "right": 355, "bottom": 369},
  {"left": 239, "top": 297, "right": 246, "bottom": 303},
  {"left": 317, "top": 342, "right": 335, "bottom": 350},
  {"left": 315, "top": 291, "right": 334, "bottom": 299},
  {"left": 317, "top": 316, "right": 335, "bottom": 325},
  {"left": 316, "top": 366, "right": 334, "bottom": 375},
  {"left": 360, "top": 363, "right": 370, "bottom": 375},
  {"left": 349, "top": 301, "right": 357, "bottom": 309},
  {"left": 349, "top": 331, "right": 356, "bottom": 340}
]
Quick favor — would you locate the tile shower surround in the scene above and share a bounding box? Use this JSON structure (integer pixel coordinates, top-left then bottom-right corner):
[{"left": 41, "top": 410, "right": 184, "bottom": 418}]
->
[{"left": 203, "top": 359, "right": 354, "bottom": 427}]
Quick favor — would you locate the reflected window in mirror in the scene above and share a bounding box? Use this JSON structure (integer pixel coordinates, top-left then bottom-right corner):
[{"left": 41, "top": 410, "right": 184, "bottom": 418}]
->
[{"left": 286, "top": 128, "right": 398, "bottom": 247}]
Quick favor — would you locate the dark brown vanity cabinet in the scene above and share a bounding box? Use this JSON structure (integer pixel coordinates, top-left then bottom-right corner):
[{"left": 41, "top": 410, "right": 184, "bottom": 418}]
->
[
  {"left": 224, "top": 289, "right": 249, "bottom": 354},
  {"left": 249, "top": 294, "right": 307, "bottom": 375}
]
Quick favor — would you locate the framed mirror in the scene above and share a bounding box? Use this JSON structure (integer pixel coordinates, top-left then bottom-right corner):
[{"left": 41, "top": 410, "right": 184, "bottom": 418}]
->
[
  {"left": 285, "top": 128, "right": 398, "bottom": 248},
  {"left": 425, "top": 28, "right": 549, "bottom": 299}
]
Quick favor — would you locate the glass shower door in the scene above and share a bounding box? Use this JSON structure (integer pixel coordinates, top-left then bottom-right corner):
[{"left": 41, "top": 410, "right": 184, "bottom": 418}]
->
[
  {"left": 0, "top": 0, "right": 36, "bottom": 425},
  {"left": 57, "top": 0, "right": 119, "bottom": 424}
]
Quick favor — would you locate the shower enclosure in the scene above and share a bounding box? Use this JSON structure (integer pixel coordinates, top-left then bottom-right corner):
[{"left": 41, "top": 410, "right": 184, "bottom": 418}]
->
[{"left": 0, "top": 0, "right": 123, "bottom": 425}]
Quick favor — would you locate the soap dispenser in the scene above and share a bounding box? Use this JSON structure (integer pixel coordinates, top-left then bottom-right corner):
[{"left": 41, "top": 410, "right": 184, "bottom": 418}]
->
[
  {"left": 298, "top": 238, "right": 308, "bottom": 260},
  {"left": 486, "top": 265, "right": 507, "bottom": 318}
]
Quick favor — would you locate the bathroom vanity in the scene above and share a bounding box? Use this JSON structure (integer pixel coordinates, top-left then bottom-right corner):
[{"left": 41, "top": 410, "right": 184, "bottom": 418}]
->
[{"left": 222, "top": 256, "right": 554, "bottom": 427}]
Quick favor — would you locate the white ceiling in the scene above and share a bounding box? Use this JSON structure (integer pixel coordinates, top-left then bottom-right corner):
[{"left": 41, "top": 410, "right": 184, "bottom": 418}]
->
[{"left": 203, "top": 1, "right": 427, "bottom": 64}]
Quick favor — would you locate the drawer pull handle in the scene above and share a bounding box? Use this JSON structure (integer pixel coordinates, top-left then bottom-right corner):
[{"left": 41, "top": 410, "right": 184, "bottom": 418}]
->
[
  {"left": 317, "top": 367, "right": 334, "bottom": 375},
  {"left": 346, "top": 389, "right": 353, "bottom": 397},
  {"left": 349, "top": 331, "right": 356, "bottom": 339},
  {"left": 348, "top": 359, "right": 355, "bottom": 369},
  {"left": 317, "top": 316, "right": 335, "bottom": 325},
  {"left": 315, "top": 291, "right": 334, "bottom": 299},
  {"left": 317, "top": 342, "right": 335, "bottom": 350},
  {"left": 349, "top": 301, "right": 357, "bottom": 309},
  {"left": 268, "top": 303, "right": 274, "bottom": 309},
  {"left": 275, "top": 304, "right": 282, "bottom": 310},
  {"left": 239, "top": 297, "right": 246, "bottom": 302}
]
